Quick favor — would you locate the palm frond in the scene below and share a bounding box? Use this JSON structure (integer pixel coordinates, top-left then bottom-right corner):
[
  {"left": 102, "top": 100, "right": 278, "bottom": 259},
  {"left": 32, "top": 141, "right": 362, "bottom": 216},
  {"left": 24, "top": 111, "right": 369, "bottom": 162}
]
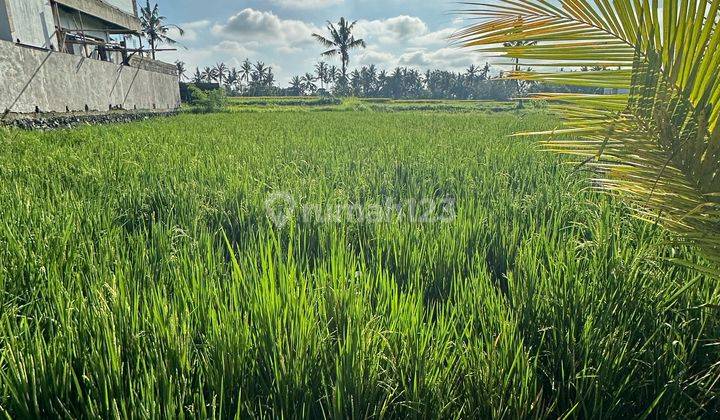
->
[
  {"left": 457, "top": 0, "right": 720, "bottom": 264},
  {"left": 348, "top": 38, "right": 367, "bottom": 49},
  {"left": 320, "top": 49, "right": 339, "bottom": 57},
  {"left": 312, "top": 33, "right": 336, "bottom": 48}
]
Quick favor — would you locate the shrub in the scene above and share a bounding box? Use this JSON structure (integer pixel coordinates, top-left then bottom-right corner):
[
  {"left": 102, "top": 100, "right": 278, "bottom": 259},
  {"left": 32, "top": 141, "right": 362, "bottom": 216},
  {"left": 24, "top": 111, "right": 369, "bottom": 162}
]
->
[
  {"left": 187, "top": 86, "right": 227, "bottom": 113},
  {"left": 186, "top": 85, "right": 207, "bottom": 105}
]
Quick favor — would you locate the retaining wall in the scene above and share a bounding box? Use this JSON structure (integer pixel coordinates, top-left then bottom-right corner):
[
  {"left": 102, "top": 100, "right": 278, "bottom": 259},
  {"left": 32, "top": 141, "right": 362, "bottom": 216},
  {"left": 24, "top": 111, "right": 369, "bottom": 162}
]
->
[{"left": 0, "top": 39, "right": 181, "bottom": 114}]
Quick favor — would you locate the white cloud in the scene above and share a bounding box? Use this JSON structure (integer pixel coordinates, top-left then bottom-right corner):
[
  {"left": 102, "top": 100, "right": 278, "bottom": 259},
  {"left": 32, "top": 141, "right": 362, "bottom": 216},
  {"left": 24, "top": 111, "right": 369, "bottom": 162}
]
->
[
  {"left": 160, "top": 40, "right": 259, "bottom": 75},
  {"left": 356, "top": 47, "right": 396, "bottom": 67},
  {"left": 283, "top": 45, "right": 313, "bottom": 54},
  {"left": 212, "top": 8, "right": 320, "bottom": 47},
  {"left": 215, "top": 40, "right": 254, "bottom": 56},
  {"left": 167, "top": 20, "right": 210, "bottom": 43},
  {"left": 398, "top": 47, "right": 481, "bottom": 71},
  {"left": 413, "top": 27, "right": 458, "bottom": 47},
  {"left": 269, "top": 0, "right": 343, "bottom": 9},
  {"left": 356, "top": 15, "right": 428, "bottom": 44}
]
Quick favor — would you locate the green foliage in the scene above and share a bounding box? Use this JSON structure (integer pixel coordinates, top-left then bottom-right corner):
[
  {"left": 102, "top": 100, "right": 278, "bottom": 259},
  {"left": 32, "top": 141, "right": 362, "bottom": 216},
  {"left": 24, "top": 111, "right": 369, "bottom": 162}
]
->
[
  {"left": 229, "top": 96, "right": 342, "bottom": 107},
  {"left": 0, "top": 108, "right": 717, "bottom": 417},
  {"left": 457, "top": 0, "right": 720, "bottom": 265},
  {"left": 187, "top": 86, "right": 227, "bottom": 114},
  {"left": 186, "top": 84, "right": 207, "bottom": 104},
  {"left": 139, "top": 1, "right": 183, "bottom": 60},
  {"left": 226, "top": 97, "right": 517, "bottom": 114}
]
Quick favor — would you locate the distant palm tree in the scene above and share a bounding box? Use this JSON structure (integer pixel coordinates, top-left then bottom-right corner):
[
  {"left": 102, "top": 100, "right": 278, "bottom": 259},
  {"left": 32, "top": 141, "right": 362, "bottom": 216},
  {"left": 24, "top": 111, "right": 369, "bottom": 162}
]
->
[
  {"left": 200, "top": 66, "right": 214, "bottom": 83},
  {"left": 289, "top": 76, "right": 303, "bottom": 96},
  {"left": 315, "top": 62, "right": 329, "bottom": 90},
  {"left": 301, "top": 73, "right": 317, "bottom": 95},
  {"left": 227, "top": 68, "right": 239, "bottom": 92},
  {"left": 502, "top": 39, "right": 537, "bottom": 107},
  {"left": 361, "top": 64, "right": 377, "bottom": 96},
  {"left": 423, "top": 69, "right": 432, "bottom": 88},
  {"left": 175, "top": 60, "right": 187, "bottom": 81},
  {"left": 349, "top": 69, "right": 362, "bottom": 96},
  {"left": 139, "top": 0, "right": 183, "bottom": 60},
  {"left": 329, "top": 65, "right": 340, "bottom": 84},
  {"left": 240, "top": 59, "right": 252, "bottom": 92},
  {"left": 252, "top": 62, "right": 267, "bottom": 84},
  {"left": 192, "top": 67, "right": 203, "bottom": 83},
  {"left": 213, "top": 62, "right": 228, "bottom": 85},
  {"left": 480, "top": 63, "right": 490, "bottom": 80},
  {"left": 312, "top": 18, "right": 366, "bottom": 78},
  {"left": 264, "top": 67, "right": 275, "bottom": 87},
  {"left": 466, "top": 64, "right": 479, "bottom": 81}
]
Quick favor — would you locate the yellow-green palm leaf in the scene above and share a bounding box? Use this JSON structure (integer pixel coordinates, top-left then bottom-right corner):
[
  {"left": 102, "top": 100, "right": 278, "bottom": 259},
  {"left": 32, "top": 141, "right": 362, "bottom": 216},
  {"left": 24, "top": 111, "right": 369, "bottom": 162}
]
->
[{"left": 457, "top": 0, "right": 720, "bottom": 264}]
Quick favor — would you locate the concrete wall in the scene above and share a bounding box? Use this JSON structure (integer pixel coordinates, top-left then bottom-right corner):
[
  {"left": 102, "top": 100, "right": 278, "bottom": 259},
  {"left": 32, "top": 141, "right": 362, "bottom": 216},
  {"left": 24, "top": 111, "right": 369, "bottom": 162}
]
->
[
  {"left": 103, "top": 0, "right": 134, "bottom": 16},
  {"left": 57, "top": 7, "right": 115, "bottom": 57},
  {"left": 0, "top": 39, "right": 181, "bottom": 114},
  {"left": 55, "top": 0, "right": 140, "bottom": 31},
  {"left": 2, "top": 0, "right": 55, "bottom": 48},
  {"left": 0, "top": 0, "right": 12, "bottom": 42}
]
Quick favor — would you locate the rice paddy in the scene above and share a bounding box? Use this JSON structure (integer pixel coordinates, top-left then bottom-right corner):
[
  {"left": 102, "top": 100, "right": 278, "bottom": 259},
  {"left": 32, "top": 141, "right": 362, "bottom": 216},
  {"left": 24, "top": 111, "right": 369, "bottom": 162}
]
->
[{"left": 0, "top": 101, "right": 717, "bottom": 418}]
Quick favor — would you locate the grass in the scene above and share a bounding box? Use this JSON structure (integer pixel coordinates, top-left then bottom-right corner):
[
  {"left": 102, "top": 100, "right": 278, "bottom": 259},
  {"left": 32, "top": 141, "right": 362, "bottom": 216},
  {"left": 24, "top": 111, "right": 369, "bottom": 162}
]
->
[
  {"left": 0, "top": 102, "right": 718, "bottom": 418},
  {"left": 227, "top": 96, "right": 518, "bottom": 114}
]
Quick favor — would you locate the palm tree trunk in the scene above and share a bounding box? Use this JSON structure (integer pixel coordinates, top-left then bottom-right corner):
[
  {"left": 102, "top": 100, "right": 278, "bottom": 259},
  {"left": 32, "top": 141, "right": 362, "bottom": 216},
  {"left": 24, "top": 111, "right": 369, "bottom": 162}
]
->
[{"left": 514, "top": 57, "right": 523, "bottom": 109}]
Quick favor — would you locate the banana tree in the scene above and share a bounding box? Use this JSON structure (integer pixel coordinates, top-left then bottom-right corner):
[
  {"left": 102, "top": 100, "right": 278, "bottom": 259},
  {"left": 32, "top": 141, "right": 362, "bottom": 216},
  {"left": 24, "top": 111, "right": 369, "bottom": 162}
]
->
[{"left": 457, "top": 0, "right": 720, "bottom": 268}]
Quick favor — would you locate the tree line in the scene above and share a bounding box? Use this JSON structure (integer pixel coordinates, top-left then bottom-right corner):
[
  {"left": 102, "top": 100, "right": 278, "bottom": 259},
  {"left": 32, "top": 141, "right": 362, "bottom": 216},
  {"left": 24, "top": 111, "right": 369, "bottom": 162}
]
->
[
  {"left": 177, "top": 59, "right": 606, "bottom": 101},
  {"left": 174, "top": 16, "right": 607, "bottom": 101}
]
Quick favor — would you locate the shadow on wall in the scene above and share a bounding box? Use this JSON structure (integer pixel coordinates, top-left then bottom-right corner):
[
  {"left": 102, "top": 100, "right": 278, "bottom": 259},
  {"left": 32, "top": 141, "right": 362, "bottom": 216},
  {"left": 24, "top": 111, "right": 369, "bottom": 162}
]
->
[
  {"left": 1, "top": 40, "right": 181, "bottom": 116},
  {"left": 2, "top": 50, "right": 52, "bottom": 119}
]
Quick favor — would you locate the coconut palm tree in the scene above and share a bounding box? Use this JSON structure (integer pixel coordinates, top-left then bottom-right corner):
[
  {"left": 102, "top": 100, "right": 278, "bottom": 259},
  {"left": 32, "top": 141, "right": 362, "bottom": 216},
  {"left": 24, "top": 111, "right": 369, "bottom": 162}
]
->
[
  {"left": 312, "top": 18, "right": 366, "bottom": 79},
  {"left": 349, "top": 69, "right": 362, "bottom": 96},
  {"left": 315, "top": 62, "right": 329, "bottom": 91},
  {"left": 139, "top": 1, "right": 183, "bottom": 60},
  {"left": 377, "top": 69, "right": 388, "bottom": 95},
  {"left": 360, "top": 65, "right": 377, "bottom": 97},
  {"left": 191, "top": 67, "right": 203, "bottom": 84},
  {"left": 239, "top": 59, "right": 252, "bottom": 93},
  {"left": 289, "top": 76, "right": 304, "bottom": 96},
  {"left": 200, "top": 66, "right": 214, "bottom": 83},
  {"left": 252, "top": 62, "right": 267, "bottom": 84},
  {"left": 329, "top": 65, "right": 340, "bottom": 84},
  {"left": 466, "top": 64, "right": 480, "bottom": 82},
  {"left": 457, "top": 1, "right": 720, "bottom": 267},
  {"left": 301, "top": 73, "right": 317, "bottom": 95},
  {"left": 226, "top": 68, "right": 239, "bottom": 93},
  {"left": 264, "top": 67, "right": 275, "bottom": 87},
  {"left": 175, "top": 60, "right": 187, "bottom": 81},
  {"left": 503, "top": 39, "right": 537, "bottom": 107},
  {"left": 213, "top": 62, "right": 228, "bottom": 86}
]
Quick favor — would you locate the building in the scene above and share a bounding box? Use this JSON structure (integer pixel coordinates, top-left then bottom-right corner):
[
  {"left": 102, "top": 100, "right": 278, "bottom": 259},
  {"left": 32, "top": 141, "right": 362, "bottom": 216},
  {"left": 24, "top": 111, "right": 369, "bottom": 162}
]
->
[{"left": 0, "top": 0, "right": 180, "bottom": 115}]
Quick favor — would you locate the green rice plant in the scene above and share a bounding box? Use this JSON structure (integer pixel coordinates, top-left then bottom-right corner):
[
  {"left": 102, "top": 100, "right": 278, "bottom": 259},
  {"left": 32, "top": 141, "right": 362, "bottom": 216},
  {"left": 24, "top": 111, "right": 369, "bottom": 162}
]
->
[{"left": 0, "top": 107, "right": 717, "bottom": 418}]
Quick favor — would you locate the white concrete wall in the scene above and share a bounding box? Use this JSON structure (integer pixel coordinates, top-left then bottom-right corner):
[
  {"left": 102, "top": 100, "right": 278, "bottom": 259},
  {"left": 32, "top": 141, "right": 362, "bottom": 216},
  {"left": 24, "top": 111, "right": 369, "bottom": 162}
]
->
[
  {"left": 0, "top": 39, "right": 181, "bottom": 114},
  {"left": 0, "top": 0, "right": 12, "bottom": 41},
  {"left": 4, "top": 0, "right": 55, "bottom": 48},
  {"left": 104, "top": 0, "right": 134, "bottom": 16}
]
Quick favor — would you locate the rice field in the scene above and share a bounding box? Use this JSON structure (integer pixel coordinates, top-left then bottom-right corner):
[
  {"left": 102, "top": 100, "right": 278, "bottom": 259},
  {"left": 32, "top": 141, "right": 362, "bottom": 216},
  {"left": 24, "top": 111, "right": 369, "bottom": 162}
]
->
[{"left": 0, "top": 102, "right": 718, "bottom": 418}]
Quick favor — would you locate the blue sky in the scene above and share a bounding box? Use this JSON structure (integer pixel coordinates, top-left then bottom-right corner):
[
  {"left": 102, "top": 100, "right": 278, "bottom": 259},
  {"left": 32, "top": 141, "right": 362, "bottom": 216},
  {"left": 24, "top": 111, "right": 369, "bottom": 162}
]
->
[{"left": 152, "top": 0, "right": 488, "bottom": 84}]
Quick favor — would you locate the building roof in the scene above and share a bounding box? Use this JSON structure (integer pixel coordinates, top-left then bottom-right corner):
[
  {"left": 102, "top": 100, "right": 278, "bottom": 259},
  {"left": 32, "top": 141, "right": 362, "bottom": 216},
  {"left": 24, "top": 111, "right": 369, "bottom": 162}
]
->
[{"left": 55, "top": 0, "right": 141, "bottom": 32}]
